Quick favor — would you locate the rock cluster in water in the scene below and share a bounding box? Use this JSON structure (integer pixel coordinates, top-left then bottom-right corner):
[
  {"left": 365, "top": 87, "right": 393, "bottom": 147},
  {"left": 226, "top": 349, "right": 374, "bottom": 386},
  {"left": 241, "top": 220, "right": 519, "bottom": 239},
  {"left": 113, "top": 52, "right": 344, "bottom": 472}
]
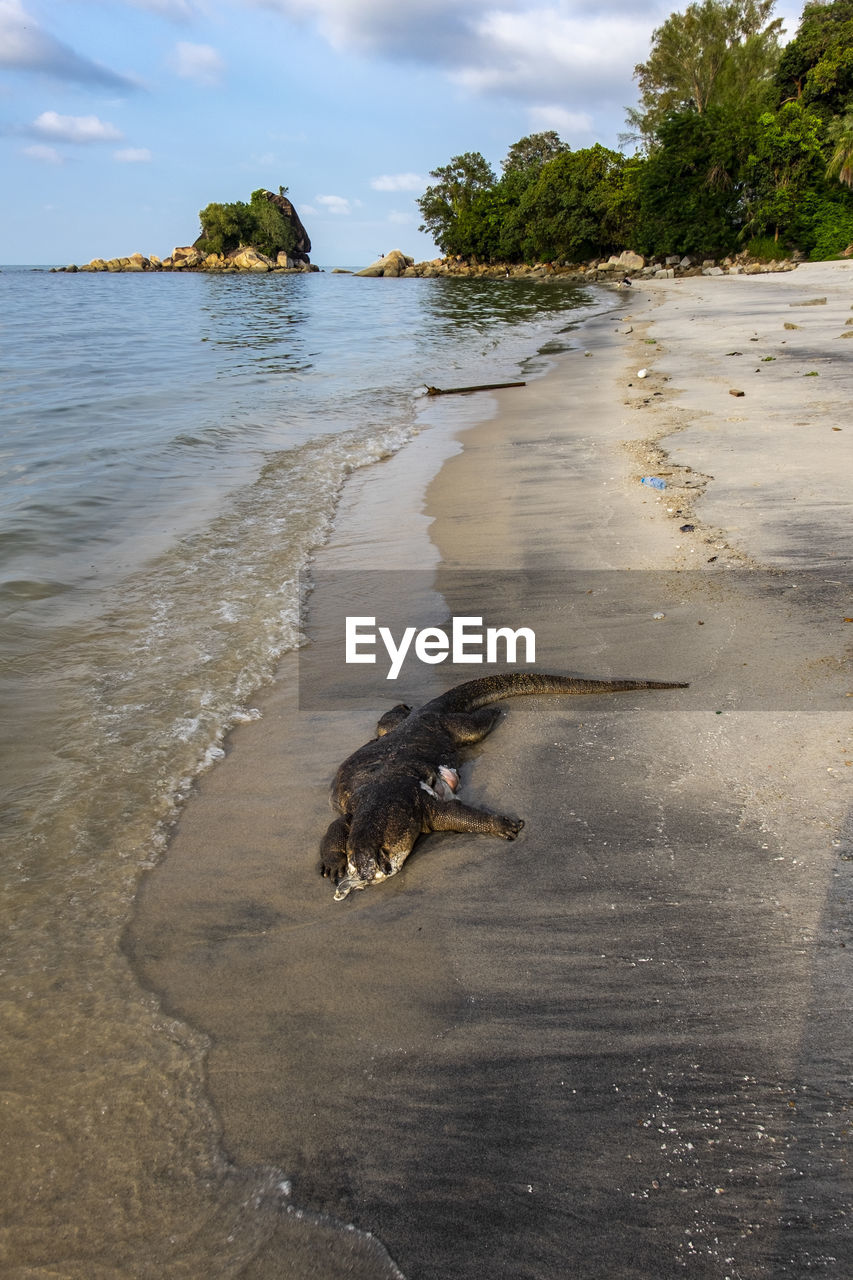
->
[{"left": 53, "top": 246, "right": 320, "bottom": 274}]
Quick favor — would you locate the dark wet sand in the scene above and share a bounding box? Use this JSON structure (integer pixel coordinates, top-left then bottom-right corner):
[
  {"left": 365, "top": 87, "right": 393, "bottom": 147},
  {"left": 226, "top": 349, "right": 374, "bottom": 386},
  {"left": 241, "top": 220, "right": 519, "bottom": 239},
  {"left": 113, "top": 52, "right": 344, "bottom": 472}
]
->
[{"left": 127, "top": 267, "right": 852, "bottom": 1278}]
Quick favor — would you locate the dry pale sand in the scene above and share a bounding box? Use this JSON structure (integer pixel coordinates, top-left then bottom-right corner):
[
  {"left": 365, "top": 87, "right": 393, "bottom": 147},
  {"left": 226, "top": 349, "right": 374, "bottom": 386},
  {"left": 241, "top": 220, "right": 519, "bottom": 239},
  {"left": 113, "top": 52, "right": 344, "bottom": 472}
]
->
[{"left": 128, "top": 264, "right": 852, "bottom": 1279}]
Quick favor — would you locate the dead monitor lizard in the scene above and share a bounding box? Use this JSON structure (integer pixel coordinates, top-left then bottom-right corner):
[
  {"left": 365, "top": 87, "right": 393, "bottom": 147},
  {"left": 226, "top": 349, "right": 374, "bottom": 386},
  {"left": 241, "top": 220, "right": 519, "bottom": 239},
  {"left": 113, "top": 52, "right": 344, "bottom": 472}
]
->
[{"left": 319, "top": 671, "right": 687, "bottom": 900}]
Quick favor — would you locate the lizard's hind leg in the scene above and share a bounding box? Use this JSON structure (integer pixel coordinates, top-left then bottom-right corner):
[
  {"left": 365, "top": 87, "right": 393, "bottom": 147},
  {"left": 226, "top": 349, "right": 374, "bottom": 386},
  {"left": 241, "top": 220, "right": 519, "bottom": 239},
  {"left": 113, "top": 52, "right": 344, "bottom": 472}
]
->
[
  {"left": 441, "top": 707, "right": 503, "bottom": 745},
  {"left": 422, "top": 794, "right": 524, "bottom": 841}
]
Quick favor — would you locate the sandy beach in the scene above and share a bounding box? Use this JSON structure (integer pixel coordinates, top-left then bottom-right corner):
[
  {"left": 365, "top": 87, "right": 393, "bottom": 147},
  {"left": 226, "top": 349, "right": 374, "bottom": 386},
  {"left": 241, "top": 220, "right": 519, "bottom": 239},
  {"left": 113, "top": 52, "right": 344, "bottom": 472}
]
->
[{"left": 127, "top": 262, "right": 852, "bottom": 1278}]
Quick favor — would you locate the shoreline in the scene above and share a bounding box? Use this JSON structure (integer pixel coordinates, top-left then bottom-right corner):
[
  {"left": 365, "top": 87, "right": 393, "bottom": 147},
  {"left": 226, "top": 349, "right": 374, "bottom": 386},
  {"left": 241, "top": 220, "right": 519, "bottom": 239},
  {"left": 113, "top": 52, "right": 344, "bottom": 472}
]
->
[{"left": 128, "top": 266, "right": 852, "bottom": 1278}]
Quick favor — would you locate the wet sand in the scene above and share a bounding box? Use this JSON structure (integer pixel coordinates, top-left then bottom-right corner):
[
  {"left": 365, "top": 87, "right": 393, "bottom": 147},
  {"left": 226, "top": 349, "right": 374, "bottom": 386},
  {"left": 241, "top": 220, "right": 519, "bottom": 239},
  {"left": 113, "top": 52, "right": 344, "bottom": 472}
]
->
[{"left": 127, "top": 264, "right": 852, "bottom": 1278}]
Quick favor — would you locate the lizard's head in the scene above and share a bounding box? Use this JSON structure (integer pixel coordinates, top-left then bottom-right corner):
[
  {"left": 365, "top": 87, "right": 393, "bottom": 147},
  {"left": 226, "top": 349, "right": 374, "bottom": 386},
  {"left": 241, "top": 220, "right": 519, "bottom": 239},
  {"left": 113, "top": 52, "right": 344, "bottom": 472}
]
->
[
  {"left": 343, "top": 835, "right": 395, "bottom": 886},
  {"left": 333, "top": 787, "right": 422, "bottom": 900},
  {"left": 333, "top": 842, "right": 395, "bottom": 901}
]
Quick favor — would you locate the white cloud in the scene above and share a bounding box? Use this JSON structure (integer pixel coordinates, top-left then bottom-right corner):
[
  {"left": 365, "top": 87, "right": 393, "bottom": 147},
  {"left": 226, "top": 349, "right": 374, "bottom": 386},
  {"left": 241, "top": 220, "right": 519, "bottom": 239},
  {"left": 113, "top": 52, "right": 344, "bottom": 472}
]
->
[
  {"left": 252, "top": 1, "right": 690, "bottom": 138},
  {"left": 528, "top": 105, "right": 594, "bottom": 135},
  {"left": 453, "top": 9, "right": 655, "bottom": 100},
  {"left": 371, "top": 172, "right": 426, "bottom": 192},
  {"left": 170, "top": 41, "right": 225, "bottom": 86},
  {"left": 316, "top": 194, "right": 352, "bottom": 215},
  {"left": 388, "top": 209, "right": 414, "bottom": 224},
  {"left": 115, "top": 147, "right": 152, "bottom": 162},
  {"left": 254, "top": 0, "right": 489, "bottom": 61},
  {"left": 0, "top": 0, "right": 138, "bottom": 89},
  {"left": 253, "top": 1, "right": 664, "bottom": 77},
  {"left": 32, "top": 111, "right": 123, "bottom": 143},
  {"left": 22, "top": 143, "right": 63, "bottom": 164}
]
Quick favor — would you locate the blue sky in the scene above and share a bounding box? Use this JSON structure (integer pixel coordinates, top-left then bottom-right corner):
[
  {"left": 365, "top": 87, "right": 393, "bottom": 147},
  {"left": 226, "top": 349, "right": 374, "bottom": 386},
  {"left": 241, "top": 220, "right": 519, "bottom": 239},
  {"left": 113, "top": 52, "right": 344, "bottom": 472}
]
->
[{"left": 1, "top": 0, "right": 805, "bottom": 266}]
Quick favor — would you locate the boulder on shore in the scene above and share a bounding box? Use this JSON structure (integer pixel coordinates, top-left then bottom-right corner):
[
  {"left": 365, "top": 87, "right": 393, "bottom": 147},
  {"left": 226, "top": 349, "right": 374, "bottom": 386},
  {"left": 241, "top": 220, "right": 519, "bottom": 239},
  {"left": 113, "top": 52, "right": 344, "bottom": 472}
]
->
[
  {"left": 355, "top": 250, "right": 415, "bottom": 278},
  {"left": 230, "top": 246, "right": 274, "bottom": 272},
  {"left": 169, "top": 246, "right": 205, "bottom": 269},
  {"left": 258, "top": 190, "right": 312, "bottom": 263}
]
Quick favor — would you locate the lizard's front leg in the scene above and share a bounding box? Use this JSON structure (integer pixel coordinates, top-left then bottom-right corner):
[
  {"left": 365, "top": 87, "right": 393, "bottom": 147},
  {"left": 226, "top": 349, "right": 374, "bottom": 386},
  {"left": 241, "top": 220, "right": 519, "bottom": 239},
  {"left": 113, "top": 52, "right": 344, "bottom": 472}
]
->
[{"left": 319, "top": 815, "right": 350, "bottom": 883}]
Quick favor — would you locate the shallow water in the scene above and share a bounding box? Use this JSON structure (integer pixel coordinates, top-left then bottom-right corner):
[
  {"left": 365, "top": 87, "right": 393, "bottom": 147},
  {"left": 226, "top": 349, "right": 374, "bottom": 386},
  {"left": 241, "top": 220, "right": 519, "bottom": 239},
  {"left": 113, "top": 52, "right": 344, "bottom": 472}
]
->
[{"left": 0, "top": 265, "right": 601, "bottom": 1275}]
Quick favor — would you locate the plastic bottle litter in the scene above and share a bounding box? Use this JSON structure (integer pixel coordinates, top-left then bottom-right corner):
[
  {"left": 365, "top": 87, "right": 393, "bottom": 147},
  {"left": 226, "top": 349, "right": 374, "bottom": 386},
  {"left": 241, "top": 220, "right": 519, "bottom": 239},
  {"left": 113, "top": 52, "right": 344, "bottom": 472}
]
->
[{"left": 641, "top": 476, "right": 667, "bottom": 490}]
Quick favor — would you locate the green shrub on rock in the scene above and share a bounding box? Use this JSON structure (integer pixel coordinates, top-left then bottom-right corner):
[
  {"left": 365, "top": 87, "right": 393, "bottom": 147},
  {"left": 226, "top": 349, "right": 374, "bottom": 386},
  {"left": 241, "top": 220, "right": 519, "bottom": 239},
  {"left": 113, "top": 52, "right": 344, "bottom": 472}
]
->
[
  {"left": 195, "top": 190, "right": 299, "bottom": 259},
  {"left": 195, "top": 201, "right": 253, "bottom": 256}
]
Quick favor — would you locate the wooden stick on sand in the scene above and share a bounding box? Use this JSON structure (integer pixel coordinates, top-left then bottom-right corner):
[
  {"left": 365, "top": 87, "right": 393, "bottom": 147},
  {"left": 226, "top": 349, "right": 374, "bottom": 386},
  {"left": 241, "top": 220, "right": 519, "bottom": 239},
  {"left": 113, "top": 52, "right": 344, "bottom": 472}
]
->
[{"left": 425, "top": 380, "right": 526, "bottom": 396}]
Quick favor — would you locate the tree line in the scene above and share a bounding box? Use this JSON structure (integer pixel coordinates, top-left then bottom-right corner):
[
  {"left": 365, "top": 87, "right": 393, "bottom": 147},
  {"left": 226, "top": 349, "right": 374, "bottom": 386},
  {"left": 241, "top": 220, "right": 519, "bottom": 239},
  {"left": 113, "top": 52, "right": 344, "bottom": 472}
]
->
[{"left": 416, "top": 0, "right": 853, "bottom": 264}]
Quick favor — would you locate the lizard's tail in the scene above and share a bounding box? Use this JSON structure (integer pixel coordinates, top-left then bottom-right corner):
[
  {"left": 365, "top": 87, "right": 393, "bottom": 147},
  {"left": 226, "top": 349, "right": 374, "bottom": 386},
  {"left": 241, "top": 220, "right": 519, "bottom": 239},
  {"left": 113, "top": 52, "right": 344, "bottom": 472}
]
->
[{"left": 422, "top": 671, "right": 688, "bottom": 715}]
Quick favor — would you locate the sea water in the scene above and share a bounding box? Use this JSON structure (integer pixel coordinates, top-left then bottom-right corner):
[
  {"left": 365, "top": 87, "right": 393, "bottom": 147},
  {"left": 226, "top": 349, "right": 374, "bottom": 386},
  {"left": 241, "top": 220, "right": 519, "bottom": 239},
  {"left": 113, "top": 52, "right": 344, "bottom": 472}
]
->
[{"left": 0, "top": 264, "right": 601, "bottom": 1275}]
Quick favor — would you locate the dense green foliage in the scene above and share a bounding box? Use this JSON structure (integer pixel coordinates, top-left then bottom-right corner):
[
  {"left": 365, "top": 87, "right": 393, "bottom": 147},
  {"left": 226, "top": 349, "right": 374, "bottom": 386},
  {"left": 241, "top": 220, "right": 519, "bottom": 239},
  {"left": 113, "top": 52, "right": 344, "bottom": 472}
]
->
[
  {"left": 416, "top": 152, "right": 498, "bottom": 256},
  {"left": 630, "top": 108, "right": 748, "bottom": 256},
  {"left": 416, "top": 0, "right": 853, "bottom": 264},
  {"left": 196, "top": 189, "right": 298, "bottom": 258},
  {"left": 417, "top": 140, "right": 634, "bottom": 261},
  {"left": 514, "top": 147, "right": 635, "bottom": 261},
  {"left": 775, "top": 0, "right": 853, "bottom": 112},
  {"left": 627, "top": 0, "right": 783, "bottom": 147}
]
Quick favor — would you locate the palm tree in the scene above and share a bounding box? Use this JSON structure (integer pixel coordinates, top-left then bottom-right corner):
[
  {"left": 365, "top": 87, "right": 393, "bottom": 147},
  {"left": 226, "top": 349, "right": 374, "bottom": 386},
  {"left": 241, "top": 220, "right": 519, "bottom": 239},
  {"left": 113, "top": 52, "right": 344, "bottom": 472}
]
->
[{"left": 826, "top": 112, "right": 853, "bottom": 187}]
